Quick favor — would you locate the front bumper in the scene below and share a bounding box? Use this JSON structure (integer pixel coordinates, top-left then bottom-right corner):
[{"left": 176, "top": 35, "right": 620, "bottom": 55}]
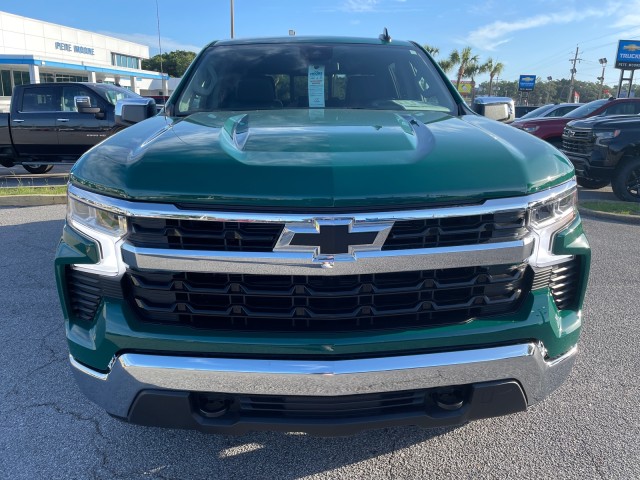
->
[
  {"left": 562, "top": 151, "right": 614, "bottom": 181},
  {"left": 71, "top": 342, "right": 576, "bottom": 434}
]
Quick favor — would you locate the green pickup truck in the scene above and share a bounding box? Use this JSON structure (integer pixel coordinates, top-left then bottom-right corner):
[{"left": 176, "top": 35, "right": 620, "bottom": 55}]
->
[{"left": 55, "top": 36, "right": 590, "bottom": 436}]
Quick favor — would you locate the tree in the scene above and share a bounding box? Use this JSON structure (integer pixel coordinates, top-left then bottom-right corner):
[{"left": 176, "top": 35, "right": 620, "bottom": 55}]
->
[
  {"left": 484, "top": 58, "right": 504, "bottom": 96},
  {"left": 423, "top": 44, "right": 454, "bottom": 73},
  {"left": 464, "top": 59, "right": 488, "bottom": 102},
  {"left": 422, "top": 44, "right": 439, "bottom": 57},
  {"left": 447, "top": 47, "right": 479, "bottom": 90},
  {"left": 142, "top": 50, "right": 197, "bottom": 78}
]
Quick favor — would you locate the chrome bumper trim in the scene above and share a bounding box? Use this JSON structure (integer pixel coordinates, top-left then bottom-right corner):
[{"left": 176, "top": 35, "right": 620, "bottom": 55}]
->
[
  {"left": 70, "top": 343, "right": 577, "bottom": 418},
  {"left": 68, "top": 180, "right": 576, "bottom": 223},
  {"left": 121, "top": 238, "right": 534, "bottom": 274}
]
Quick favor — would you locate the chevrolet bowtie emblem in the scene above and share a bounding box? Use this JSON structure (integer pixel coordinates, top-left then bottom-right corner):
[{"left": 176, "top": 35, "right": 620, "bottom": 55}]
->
[{"left": 274, "top": 219, "right": 394, "bottom": 262}]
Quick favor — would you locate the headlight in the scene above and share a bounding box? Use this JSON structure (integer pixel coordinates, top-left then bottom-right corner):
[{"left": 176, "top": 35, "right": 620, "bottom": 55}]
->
[
  {"left": 67, "top": 195, "right": 127, "bottom": 275},
  {"left": 522, "top": 126, "right": 539, "bottom": 133},
  {"left": 595, "top": 129, "right": 620, "bottom": 146},
  {"left": 527, "top": 186, "right": 577, "bottom": 267},
  {"left": 67, "top": 196, "right": 127, "bottom": 236}
]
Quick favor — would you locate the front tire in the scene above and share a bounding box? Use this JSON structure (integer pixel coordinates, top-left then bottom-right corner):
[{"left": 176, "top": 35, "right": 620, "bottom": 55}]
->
[
  {"left": 576, "top": 177, "right": 609, "bottom": 190},
  {"left": 612, "top": 158, "right": 640, "bottom": 201},
  {"left": 23, "top": 164, "right": 54, "bottom": 174}
]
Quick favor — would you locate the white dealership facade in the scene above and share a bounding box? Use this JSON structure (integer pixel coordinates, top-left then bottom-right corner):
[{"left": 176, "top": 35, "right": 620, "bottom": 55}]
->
[{"left": 0, "top": 10, "right": 170, "bottom": 103}]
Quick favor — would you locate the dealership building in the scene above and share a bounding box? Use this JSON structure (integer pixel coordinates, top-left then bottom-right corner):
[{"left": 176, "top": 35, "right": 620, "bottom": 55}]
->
[{"left": 0, "top": 10, "right": 171, "bottom": 106}]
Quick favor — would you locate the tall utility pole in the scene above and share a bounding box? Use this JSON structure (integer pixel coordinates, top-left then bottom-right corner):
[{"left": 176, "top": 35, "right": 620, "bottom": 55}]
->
[
  {"left": 230, "top": 0, "right": 235, "bottom": 39},
  {"left": 567, "top": 46, "right": 581, "bottom": 103}
]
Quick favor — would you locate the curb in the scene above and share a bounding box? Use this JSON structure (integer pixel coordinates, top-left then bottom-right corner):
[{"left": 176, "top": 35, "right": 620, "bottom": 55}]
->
[{"left": 0, "top": 194, "right": 66, "bottom": 207}]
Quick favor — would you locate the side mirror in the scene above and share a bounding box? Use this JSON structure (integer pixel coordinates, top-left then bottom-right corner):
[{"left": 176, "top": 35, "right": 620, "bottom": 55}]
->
[
  {"left": 115, "top": 98, "right": 157, "bottom": 126},
  {"left": 75, "top": 96, "right": 102, "bottom": 114},
  {"left": 473, "top": 97, "right": 515, "bottom": 123}
]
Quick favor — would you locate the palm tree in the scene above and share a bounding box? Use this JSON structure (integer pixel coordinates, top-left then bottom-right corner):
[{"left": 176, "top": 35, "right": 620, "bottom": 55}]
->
[
  {"left": 438, "top": 58, "right": 454, "bottom": 73},
  {"left": 448, "top": 47, "right": 479, "bottom": 90},
  {"left": 484, "top": 58, "right": 504, "bottom": 96},
  {"left": 422, "top": 44, "right": 439, "bottom": 57},
  {"left": 464, "top": 59, "right": 489, "bottom": 102}
]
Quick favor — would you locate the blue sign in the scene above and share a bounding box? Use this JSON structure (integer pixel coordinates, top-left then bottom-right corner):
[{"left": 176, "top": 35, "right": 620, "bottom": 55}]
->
[
  {"left": 615, "top": 40, "right": 640, "bottom": 69},
  {"left": 518, "top": 75, "right": 536, "bottom": 91}
]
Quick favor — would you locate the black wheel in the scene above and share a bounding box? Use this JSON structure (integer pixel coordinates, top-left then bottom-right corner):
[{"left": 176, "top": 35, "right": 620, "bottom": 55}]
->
[
  {"left": 23, "top": 164, "right": 54, "bottom": 174},
  {"left": 612, "top": 158, "right": 640, "bottom": 201},
  {"left": 576, "top": 177, "right": 609, "bottom": 189}
]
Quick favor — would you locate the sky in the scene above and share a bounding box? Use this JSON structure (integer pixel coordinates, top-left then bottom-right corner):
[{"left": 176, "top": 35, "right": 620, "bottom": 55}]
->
[{"left": 4, "top": 0, "right": 640, "bottom": 86}]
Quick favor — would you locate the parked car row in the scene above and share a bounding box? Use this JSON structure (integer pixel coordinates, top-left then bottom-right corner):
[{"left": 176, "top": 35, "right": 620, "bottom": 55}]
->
[{"left": 510, "top": 97, "right": 640, "bottom": 201}]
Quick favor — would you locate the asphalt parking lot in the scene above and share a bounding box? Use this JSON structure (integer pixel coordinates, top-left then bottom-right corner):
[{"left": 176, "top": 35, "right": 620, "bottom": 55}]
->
[{"left": 0, "top": 204, "right": 638, "bottom": 479}]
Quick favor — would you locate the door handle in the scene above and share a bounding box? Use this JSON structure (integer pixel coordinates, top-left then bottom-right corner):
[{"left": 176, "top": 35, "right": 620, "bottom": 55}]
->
[
  {"left": 12, "top": 119, "right": 24, "bottom": 123},
  {"left": 57, "top": 118, "right": 70, "bottom": 122}
]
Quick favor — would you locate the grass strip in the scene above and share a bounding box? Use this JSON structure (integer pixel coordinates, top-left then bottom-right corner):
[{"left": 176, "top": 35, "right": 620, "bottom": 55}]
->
[
  {"left": 0, "top": 185, "right": 67, "bottom": 196},
  {"left": 581, "top": 200, "right": 640, "bottom": 216}
]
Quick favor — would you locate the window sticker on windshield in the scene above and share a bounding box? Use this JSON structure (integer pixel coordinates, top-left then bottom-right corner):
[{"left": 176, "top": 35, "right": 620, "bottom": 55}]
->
[{"left": 308, "top": 65, "right": 325, "bottom": 108}]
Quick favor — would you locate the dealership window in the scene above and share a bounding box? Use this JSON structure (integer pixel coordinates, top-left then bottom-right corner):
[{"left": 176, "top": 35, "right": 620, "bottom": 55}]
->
[
  {"left": 39, "top": 73, "right": 89, "bottom": 83},
  {"left": 0, "top": 70, "right": 11, "bottom": 96},
  {"left": 112, "top": 53, "right": 140, "bottom": 69},
  {"left": 0, "top": 69, "right": 30, "bottom": 95},
  {"left": 13, "top": 70, "right": 30, "bottom": 88}
]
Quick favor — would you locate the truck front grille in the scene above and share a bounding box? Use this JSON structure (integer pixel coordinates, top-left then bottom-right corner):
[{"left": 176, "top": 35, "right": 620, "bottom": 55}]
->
[
  {"left": 127, "top": 210, "right": 528, "bottom": 252},
  {"left": 124, "top": 264, "right": 532, "bottom": 332},
  {"left": 381, "top": 211, "right": 527, "bottom": 250},
  {"left": 562, "top": 128, "right": 593, "bottom": 156}
]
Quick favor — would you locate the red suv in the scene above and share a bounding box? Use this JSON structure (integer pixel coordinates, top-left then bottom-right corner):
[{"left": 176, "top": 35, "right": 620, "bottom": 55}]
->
[{"left": 511, "top": 98, "right": 640, "bottom": 147}]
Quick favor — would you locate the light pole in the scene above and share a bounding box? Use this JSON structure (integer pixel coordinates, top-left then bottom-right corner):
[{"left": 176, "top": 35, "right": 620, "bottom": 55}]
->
[
  {"left": 546, "top": 76, "right": 552, "bottom": 104},
  {"left": 230, "top": 0, "right": 235, "bottom": 39},
  {"left": 598, "top": 58, "right": 607, "bottom": 98}
]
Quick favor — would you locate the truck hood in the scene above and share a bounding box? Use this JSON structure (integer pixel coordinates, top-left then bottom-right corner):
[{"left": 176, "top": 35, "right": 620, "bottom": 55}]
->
[
  {"left": 568, "top": 114, "right": 640, "bottom": 129},
  {"left": 511, "top": 116, "right": 573, "bottom": 128},
  {"left": 71, "top": 109, "right": 574, "bottom": 208}
]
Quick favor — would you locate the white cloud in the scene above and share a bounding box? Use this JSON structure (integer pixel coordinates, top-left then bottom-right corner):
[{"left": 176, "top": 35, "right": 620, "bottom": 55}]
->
[
  {"left": 342, "top": 0, "right": 379, "bottom": 12},
  {"left": 99, "top": 31, "right": 202, "bottom": 54},
  {"left": 612, "top": 13, "right": 640, "bottom": 29},
  {"left": 465, "top": 3, "right": 625, "bottom": 51}
]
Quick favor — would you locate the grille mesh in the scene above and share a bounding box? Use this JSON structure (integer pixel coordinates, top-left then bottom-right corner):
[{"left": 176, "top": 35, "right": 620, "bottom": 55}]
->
[
  {"left": 382, "top": 211, "right": 527, "bottom": 250},
  {"left": 124, "top": 264, "right": 532, "bottom": 332},
  {"left": 127, "top": 210, "right": 528, "bottom": 253},
  {"left": 562, "top": 128, "right": 593, "bottom": 156}
]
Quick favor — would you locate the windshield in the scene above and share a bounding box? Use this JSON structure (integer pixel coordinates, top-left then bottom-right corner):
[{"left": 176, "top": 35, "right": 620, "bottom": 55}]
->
[
  {"left": 175, "top": 42, "right": 456, "bottom": 116},
  {"left": 563, "top": 99, "right": 608, "bottom": 118},
  {"left": 520, "top": 104, "right": 554, "bottom": 119},
  {"left": 94, "top": 84, "right": 140, "bottom": 105}
]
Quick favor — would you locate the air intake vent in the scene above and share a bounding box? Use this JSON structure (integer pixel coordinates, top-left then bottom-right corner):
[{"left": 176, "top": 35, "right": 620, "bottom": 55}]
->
[
  {"left": 65, "top": 268, "right": 123, "bottom": 322},
  {"left": 66, "top": 268, "right": 102, "bottom": 322},
  {"left": 549, "top": 258, "right": 581, "bottom": 311},
  {"left": 532, "top": 258, "right": 581, "bottom": 311}
]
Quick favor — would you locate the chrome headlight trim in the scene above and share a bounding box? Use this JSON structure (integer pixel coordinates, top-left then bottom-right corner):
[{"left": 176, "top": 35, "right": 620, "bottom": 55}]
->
[
  {"left": 526, "top": 184, "right": 577, "bottom": 268},
  {"left": 67, "top": 194, "right": 127, "bottom": 276}
]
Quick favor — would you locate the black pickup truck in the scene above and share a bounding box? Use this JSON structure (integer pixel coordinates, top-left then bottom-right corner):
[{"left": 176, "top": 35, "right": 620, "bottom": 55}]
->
[
  {"left": 561, "top": 114, "right": 640, "bottom": 201},
  {"left": 0, "top": 82, "right": 143, "bottom": 173}
]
